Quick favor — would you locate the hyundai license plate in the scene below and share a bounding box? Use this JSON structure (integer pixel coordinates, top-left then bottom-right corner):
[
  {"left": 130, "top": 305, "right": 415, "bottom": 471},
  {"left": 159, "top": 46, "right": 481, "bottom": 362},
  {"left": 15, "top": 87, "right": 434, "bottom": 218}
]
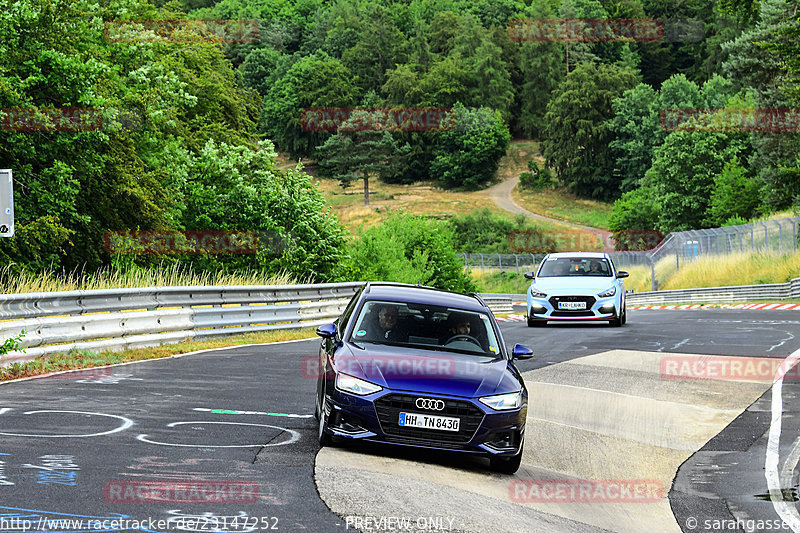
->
[
  {"left": 558, "top": 301, "right": 586, "bottom": 310},
  {"left": 399, "top": 412, "right": 460, "bottom": 432}
]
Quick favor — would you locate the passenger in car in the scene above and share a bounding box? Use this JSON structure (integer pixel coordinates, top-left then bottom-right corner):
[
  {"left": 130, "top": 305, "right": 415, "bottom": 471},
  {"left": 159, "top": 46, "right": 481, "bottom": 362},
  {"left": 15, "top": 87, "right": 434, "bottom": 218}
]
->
[{"left": 367, "top": 304, "right": 408, "bottom": 342}]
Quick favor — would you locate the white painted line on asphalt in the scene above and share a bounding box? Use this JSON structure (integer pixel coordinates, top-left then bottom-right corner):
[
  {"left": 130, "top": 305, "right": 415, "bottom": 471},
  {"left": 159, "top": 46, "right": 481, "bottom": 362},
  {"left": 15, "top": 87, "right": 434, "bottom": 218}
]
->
[
  {"left": 780, "top": 434, "right": 800, "bottom": 501},
  {"left": 0, "top": 410, "right": 134, "bottom": 438},
  {"left": 137, "top": 421, "right": 300, "bottom": 448},
  {"left": 765, "top": 348, "right": 800, "bottom": 532}
]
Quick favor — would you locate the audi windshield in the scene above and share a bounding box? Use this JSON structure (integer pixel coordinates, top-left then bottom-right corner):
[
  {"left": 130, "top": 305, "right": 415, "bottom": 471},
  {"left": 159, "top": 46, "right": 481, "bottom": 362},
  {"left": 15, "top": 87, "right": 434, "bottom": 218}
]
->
[{"left": 348, "top": 300, "right": 501, "bottom": 357}]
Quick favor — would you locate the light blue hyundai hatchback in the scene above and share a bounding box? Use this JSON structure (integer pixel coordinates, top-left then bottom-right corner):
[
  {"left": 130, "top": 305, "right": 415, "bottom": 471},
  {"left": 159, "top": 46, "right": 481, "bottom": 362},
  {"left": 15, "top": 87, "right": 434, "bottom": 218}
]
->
[{"left": 524, "top": 252, "right": 629, "bottom": 327}]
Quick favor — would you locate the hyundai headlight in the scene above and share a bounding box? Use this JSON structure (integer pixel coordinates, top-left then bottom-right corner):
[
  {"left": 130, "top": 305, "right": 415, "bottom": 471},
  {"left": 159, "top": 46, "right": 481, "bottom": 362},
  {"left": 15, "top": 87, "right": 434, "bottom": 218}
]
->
[
  {"left": 598, "top": 286, "right": 616, "bottom": 298},
  {"left": 336, "top": 373, "right": 382, "bottom": 396},
  {"left": 530, "top": 286, "right": 547, "bottom": 298},
  {"left": 479, "top": 391, "right": 523, "bottom": 411}
]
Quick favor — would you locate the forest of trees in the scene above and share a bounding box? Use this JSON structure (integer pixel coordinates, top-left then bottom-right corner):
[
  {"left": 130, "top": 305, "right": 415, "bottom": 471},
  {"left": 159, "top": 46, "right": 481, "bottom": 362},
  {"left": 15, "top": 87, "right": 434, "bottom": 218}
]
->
[{"left": 0, "top": 0, "right": 798, "bottom": 286}]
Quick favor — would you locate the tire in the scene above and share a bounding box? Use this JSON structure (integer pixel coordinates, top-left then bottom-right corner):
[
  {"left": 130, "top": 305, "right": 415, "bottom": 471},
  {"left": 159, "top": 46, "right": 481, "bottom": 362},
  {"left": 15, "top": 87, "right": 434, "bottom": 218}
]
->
[
  {"left": 610, "top": 314, "right": 622, "bottom": 327},
  {"left": 621, "top": 306, "right": 627, "bottom": 325},
  {"left": 490, "top": 452, "right": 523, "bottom": 474},
  {"left": 318, "top": 385, "right": 333, "bottom": 447}
]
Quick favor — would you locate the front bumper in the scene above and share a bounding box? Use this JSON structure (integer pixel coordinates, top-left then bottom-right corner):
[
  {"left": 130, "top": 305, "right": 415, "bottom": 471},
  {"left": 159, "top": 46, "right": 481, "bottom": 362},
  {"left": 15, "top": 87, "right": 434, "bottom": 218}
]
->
[
  {"left": 527, "top": 293, "right": 619, "bottom": 321},
  {"left": 323, "top": 389, "right": 526, "bottom": 457}
]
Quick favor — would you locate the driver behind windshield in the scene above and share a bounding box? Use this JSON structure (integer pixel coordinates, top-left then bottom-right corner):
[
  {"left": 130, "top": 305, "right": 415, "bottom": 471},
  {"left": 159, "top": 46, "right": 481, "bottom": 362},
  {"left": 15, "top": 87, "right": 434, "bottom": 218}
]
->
[{"left": 440, "top": 312, "right": 488, "bottom": 351}]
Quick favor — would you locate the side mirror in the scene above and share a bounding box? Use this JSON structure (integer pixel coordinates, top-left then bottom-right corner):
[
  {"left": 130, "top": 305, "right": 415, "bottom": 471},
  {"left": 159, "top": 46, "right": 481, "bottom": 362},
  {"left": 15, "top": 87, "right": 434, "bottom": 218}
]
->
[
  {"left": 512, "top": 344, "right": 534, "bottom": 360},
  {"left": 616, "top": 271, "right": 629, "bottom": 279},
  {"left": 316, "top": 323, "right": 337, "bottom": 338},
  {"left": 524, "top": 271, "right": 536, "bottom": 280}
]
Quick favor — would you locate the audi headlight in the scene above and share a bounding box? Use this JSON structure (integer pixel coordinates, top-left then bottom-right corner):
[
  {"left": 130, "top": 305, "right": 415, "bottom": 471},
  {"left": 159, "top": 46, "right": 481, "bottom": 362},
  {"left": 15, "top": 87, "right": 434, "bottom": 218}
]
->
[
  {"left": 479, "top": 391, "right": 523, "bottom": 411},
  {"left": 335, "top": 373, "right": 382, "bottom": 396},
  {"left": 530, "top": 286, "right": 547, "bottom": 298},
  {"left": 598, "top": 286, "right": 616, "bottom": 298}
]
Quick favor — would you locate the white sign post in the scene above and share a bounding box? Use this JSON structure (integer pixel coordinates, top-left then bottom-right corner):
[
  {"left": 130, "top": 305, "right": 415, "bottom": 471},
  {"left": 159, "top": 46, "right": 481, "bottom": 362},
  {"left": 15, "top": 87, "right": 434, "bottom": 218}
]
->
[{"left": 0, "top": 169, "right": 13, "bottom": 237}]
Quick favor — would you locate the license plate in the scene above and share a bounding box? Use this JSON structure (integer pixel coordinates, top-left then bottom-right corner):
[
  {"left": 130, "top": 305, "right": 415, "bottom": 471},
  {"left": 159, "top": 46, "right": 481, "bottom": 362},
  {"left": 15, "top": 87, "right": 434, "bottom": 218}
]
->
[
  {"left": 558, "top": 301, "right": 586, "bottom": 310},
  {"left": 398, "top": 412, "right": 460, "bottom": 432}
]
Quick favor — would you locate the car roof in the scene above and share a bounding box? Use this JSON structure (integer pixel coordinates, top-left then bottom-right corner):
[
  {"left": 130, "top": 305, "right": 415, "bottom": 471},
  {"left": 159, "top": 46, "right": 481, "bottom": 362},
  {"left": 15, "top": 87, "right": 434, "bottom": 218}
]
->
[
  {"left": 544, "top": 252, "right": 610, "bottom": 259},
  {"left": 361, "top": 283, "right": 489, "bottom": 313}
]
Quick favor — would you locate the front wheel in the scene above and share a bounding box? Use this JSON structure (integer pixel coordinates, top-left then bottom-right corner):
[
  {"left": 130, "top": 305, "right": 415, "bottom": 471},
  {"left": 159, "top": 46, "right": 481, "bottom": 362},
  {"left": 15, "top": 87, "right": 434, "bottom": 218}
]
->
[
  {"left": 490, "top": 452, "right": 523, "bottom": 474},
  {"left": 318, "top": 385, "right": 333, "bottom": 447}
]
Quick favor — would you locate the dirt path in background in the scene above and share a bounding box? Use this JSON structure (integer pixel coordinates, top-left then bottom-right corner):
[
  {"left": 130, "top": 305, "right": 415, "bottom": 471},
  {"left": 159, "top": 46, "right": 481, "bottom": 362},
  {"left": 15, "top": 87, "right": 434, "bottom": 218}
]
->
[{"left": 484, "top": 161, "right": 614, "bottom": 252}]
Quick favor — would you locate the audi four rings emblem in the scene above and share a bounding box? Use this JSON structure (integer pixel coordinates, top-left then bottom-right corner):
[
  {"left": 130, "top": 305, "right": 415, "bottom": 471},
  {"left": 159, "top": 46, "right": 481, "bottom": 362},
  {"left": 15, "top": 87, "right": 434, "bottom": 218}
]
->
[{"left": 416, "top": 398, "right": 445, "bottom": 411}]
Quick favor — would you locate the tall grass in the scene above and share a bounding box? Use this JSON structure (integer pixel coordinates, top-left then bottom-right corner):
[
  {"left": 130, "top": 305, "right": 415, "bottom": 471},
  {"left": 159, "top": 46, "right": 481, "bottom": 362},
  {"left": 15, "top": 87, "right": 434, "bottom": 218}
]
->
[
  {"left": 624, "top": 251, "right": 800, "bottom": 292},
  {"left": 470, "top": 270, "right": 530, "bottom": 294},
  {"left": 0, "top": 262, "right": 302, "bottom": 294}
]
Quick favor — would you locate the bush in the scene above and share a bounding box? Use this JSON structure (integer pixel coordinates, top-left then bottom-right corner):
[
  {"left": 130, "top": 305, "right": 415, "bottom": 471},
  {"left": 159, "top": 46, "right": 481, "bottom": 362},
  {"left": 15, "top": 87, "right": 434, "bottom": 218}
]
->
[
  {"left": 348, "top": 213, "right": 476, "bottom": 292},
  {"left": 609, "top": 187, "right": 662, "bottom": 250},
  {"left": 519, "top": 160, "right": 555, "bottom": 190},
  {"left": 429, "top": 104, "right": 511, "bottom": 189},
  {"left": 449, "top": 208, "right": 552, "bottom": 253},
  {"left": 708, "top": 156, "right": 761, "bottom": 226}
]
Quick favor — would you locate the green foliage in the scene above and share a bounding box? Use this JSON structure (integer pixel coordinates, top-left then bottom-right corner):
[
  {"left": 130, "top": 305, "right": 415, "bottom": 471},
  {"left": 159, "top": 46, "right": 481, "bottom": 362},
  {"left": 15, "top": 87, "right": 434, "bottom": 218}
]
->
[
  {"left": 708, "top": 156, "right": 762, "bottom": 226},
  {"left": 0, "top": 330, "right": 26, "bottom": 361},
  {"left": 722, "top": 0, "right": 800, "bottom": 211},
  {"left": 722, "top": 215, "right": 749, "bottom": 226},
  {"left": 519, "top": 160, "right": 556, "bottom": 191},
  {"left": 607, "top": 83, "right": 662, "bottom": 192},
  {"left": 428, "top": 104, "right": 510, "bottom": 190},
  {"left": 644, "top": 129, "right": 749, "bottom": 231},
  {"left": 176, "top": 139, "right": 349, "bottom": 281},
  {"left": 260, "top": 51, "right": 360, "bottom": 158},
  {"left": 542, "top": 62, "right": 639, "bottom": 200},
  {"left": 448, "top": 208, "right": 548, "bottom": 254},
  {"left": 608, "top": 185, "right": 662, "bottom": 251},
  {"left": 609, "top": 186, "right": 662, "bottom": 234},
  {"left": 349, "top": 213, "right": 476, "bottom": 292}
]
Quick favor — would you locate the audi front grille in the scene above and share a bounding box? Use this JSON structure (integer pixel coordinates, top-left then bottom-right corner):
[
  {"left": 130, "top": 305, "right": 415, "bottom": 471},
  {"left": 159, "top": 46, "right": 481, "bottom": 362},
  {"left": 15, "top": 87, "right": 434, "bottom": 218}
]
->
[{"left": 373, "top": 393, "right": 485, "bottom": 444}]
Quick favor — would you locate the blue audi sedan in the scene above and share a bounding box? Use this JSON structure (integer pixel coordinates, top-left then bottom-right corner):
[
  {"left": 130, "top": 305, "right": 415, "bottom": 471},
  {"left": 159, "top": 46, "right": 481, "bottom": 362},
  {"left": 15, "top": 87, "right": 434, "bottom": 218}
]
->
[
  {"left": 525, "top": 252, "right": 629, "bottom": 327},
  {"left": 314, "top": 282, "right": 532, "bottom": 474}
]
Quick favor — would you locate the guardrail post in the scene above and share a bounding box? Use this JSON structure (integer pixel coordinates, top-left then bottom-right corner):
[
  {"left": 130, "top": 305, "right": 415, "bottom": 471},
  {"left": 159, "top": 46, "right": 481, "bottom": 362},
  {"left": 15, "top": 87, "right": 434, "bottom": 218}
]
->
[{"left": 650, "top": 256, "right": 657, "bottom": 292}]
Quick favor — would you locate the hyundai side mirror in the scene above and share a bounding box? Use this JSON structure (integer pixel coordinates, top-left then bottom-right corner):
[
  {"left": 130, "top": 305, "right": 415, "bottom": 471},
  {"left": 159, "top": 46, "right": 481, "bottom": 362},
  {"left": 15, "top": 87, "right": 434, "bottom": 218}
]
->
[
  {"left": 616, "top": 271, "right": 629, "bottom": 279},
  {"left": 316, "top": 323, "right": 337, "bottom": 338},
  {"left": 524, "top": 271, "right": 536, "bottom": 280},
  {"left": 512, "top": 344, "right": 534, "bottom": 359}
]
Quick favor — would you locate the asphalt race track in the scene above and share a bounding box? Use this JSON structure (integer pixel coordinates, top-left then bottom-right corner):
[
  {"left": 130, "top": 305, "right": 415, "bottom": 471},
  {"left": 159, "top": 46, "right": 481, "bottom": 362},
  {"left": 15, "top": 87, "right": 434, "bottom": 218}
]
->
[{"left": 1, "top": 308, "right": 799, "bottom": 532}]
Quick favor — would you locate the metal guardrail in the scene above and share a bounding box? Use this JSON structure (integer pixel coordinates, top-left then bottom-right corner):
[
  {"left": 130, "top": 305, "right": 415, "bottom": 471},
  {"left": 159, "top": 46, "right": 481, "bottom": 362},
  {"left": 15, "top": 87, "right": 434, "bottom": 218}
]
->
[
  {"left": 624, "top": 278, "right": 800, "bottom": 305},
  {"left": 0, "top": 283, "right": 363, "bottom": 365},
  {"left": 496, "top": 278, "right": 800, "bottom": 309},
  {"left": 0, "top": 284, "right": 518, "bottom": 366}
]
